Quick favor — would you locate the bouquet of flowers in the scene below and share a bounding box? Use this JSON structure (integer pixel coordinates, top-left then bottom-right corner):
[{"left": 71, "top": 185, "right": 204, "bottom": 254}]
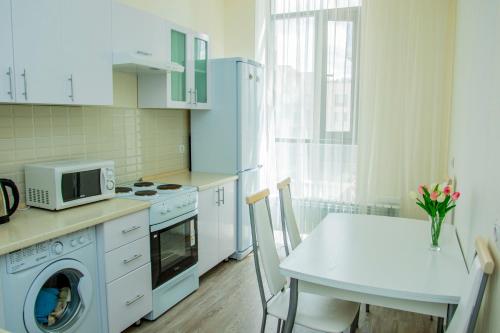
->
[{"left": 410, "top": 182, "right": 460, "bottom": 250}]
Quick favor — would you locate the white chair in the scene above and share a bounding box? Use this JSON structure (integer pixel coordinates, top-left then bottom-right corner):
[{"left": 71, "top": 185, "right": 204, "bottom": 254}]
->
[
  {"left": 277, "top": 178, "right": 302, "bottom": 256},
  {"left": 247, "top": 189, "right": 360, "bottom": 333},
  {"left": 446, "top": 236, "right": 495, "bottom": 333},
  {"left": 277, "top": 177, "right": 371, "bottom": 314}
]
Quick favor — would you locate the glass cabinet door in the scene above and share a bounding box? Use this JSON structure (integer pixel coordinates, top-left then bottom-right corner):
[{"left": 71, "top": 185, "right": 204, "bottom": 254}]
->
[
  {"left": 170, "top": 29, "right": 187, "bottom": 103},
  {"left": 194, "top": 37, "right": 208, "bottom": 105}
]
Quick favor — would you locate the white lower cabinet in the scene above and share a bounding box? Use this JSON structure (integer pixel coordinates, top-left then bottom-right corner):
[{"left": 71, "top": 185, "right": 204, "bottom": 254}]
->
[
  {"left": 106, "top": 264, "right": 152, "bottom": 333},
  {"left": 198, "top": 181, "right": 236, "bottom": 276},
  {"left": 97, "top": 209, "right": 153, "bottom": 333}
]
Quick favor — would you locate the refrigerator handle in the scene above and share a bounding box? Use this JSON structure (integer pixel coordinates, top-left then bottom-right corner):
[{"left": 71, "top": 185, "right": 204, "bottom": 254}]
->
[{"left": 237, "top": 164, "right": 263, "bottom": 174}]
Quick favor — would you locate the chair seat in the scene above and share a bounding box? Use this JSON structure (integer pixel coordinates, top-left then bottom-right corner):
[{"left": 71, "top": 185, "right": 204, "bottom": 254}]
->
[{"left": 267, "top": 288, "right": 360, "bottom": 333}]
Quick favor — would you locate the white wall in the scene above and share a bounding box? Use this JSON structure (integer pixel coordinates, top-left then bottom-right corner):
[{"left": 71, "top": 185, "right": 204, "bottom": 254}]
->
[
  {"left": 449, "top": 0, "right": 500, "bottom": 331},
  {"left": 223, "top": 0, "right": 255, "bottom": 60}
]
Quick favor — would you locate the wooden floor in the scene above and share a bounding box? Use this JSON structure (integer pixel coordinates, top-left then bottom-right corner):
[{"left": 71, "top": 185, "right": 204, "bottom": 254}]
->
[{"left": 126, "top": 255, "right": 438, "bottom": 333}]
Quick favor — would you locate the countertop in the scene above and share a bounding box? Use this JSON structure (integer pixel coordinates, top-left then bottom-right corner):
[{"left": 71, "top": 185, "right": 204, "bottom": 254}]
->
[
  {"left": 0, "top": 199, "right": 150, "bottom": 256},
  {"left": 144, "top": 170, "right": 238, "bottom": 191}
]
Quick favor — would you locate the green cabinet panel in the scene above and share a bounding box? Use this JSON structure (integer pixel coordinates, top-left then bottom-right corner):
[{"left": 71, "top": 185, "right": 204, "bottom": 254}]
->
[
  {"left": 194, "top": 37, "right": 207, "bottom": 103},
  {"left": 171, "top": 29, "right": 186, "bottom": 102}
]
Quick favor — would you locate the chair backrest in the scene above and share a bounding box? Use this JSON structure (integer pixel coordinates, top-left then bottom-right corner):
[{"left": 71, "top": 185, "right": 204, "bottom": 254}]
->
[
  {"left": 247, "top": 189, "right": 287, "bottom": 297},
  {"left": 277, "top": 178, "right": 302, "bottom": 254},
  {"left": 447, "top": 237, "right": 495, "bottom": 333}
]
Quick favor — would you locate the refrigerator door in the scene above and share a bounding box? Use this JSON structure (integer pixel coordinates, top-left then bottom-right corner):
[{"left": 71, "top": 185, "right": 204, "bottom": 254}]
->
[
  {"left": 235, "top": 167, "right": 262, "bottom": 258},
  {"left": 238, "top": 61, "right": 265, "bottom": 172}
]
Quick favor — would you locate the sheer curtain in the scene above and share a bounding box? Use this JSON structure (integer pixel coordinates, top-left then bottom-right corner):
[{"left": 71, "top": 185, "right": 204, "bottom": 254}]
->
[{"left": 257, "top": 0, "right": 455, "bottom": 233}]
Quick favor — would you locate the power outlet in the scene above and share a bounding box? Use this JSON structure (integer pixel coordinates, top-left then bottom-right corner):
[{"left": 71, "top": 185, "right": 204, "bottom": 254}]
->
[
  {"left": 494, "top": 224, "right": 500, "bottom": 251},
  {"left": 178, "top": 144, "right": 185, "bottom": 154}
]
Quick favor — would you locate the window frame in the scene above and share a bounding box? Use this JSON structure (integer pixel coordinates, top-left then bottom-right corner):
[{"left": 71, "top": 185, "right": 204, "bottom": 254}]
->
[{"left": 271, "top": 6, "right": 360, "bottom": 145}]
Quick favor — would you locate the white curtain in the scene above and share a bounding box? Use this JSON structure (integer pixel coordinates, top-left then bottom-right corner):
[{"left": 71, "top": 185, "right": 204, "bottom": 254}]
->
[{"left": 258, "top": 0, "right": 455, "bottom": 233}]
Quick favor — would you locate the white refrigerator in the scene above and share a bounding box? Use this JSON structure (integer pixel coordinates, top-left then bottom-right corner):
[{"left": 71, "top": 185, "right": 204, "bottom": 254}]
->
[{"left": 190, "top": 58, "right": 265, "bottom": 260}]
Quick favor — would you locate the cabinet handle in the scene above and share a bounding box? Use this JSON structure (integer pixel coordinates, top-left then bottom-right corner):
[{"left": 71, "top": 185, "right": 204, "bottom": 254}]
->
[
  {"left": 221, "top": 186, "right": 225, "bottom": 205},
  {"left": 194, "top": 88, "right": 198, "bottom": 105},
  {"left": 121, "top": 225, "right": 141, "bottom": 234},
  {"left": 21, "top": 69, "right": 28, "bottom": 100},
  {"left": 68, "top": 74, "right": 74, "bottom": 101},
  {"left": 6, "top": 67, "right": 13, "bottom": 100},
  {"left": 125, "top": 294, "right": 144, "bottom": 306},
  {"left": 136, "top": 50, "right": 152, "bottom": 57},
  {"left": 122, "top": 253, "right": 142, "bottom": 264},
  {"left": 216, "top": 188, "right": 220, "bottom": 206},
  {"left": 188, "top": 88, "right": 193, "bottom": 104}
]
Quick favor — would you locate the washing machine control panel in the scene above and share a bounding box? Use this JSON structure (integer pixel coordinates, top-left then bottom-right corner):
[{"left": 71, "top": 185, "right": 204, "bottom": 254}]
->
[{"left": 6, "top": 228, "right": 94, "bottom": 274}]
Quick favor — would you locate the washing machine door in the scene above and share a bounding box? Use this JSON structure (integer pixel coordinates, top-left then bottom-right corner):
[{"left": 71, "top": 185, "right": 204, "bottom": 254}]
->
[{"left": 23, "top": 259, "right": 93, "bottom": 333}]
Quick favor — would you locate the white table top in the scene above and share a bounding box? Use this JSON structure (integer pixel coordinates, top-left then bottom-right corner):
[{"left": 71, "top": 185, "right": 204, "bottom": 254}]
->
[{"left": 279, "top": 213, "right": 468, "bottom": 304}]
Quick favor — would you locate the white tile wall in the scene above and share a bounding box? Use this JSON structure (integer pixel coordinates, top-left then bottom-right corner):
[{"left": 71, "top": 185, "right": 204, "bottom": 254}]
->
[{"left": 0, "top": 104, "right": 190, "bottom": 203}]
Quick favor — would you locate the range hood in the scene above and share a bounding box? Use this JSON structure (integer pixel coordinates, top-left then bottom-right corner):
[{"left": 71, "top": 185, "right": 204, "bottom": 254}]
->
[{"left": 112, "top": 51, "right": 184, "bottom": 74}]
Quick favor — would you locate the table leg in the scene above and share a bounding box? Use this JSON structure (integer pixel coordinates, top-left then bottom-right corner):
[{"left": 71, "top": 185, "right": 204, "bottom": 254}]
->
[{"left": 283, "top": 278, "right": 298, "bottom": 333}]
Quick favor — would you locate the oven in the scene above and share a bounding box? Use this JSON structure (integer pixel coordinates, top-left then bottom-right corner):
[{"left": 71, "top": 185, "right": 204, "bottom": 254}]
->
[{"left": 150, "top": 212, "right": 198, "bottom": 289}]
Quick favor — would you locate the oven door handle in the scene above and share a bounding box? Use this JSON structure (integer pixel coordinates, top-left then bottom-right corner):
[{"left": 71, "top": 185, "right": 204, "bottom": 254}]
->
[{"left": 150, "top": 209, "right": 198, "bottom": 233}]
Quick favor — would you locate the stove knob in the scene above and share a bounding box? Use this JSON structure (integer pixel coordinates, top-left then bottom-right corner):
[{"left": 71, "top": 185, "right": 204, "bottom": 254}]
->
[
  {"left": 160, "top": 209, "right": 167, "bottom": 215},
  {"left": 176, "top": 205, "right": 182, "bottom": 209},
  {"left": 78, "top": 236, "right": 86, "bottom": 244},
  {"left": 71, "top": 239, "right": 78, "bottom": 247},
  {"left": 52, "top": 242, "right": 64, "bottom": 254}
]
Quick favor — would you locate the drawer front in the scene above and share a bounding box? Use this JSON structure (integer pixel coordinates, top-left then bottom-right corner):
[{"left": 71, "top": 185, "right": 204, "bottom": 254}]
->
[
  {"left": 107, "top": 263, "right": 153, "bottom": 333},
  {"left": 102, "top": 209, "right": 149, "bottom": 252},
  {"left": 105, "top": 236, "right": 151, "bottom": 283}
]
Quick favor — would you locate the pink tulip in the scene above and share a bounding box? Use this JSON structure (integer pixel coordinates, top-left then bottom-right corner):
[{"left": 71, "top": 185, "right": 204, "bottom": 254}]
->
[
  {"left": 418, "top": 185, "right": 425, "bottom": 195},
  {"left": 430, "top": 191, "right": 439, "bottom": 201},
  {"left": 451, "top": 192, "right": 461, "bottom": 201},
  {"left": 443, "top": 186, "right": 452, "bottom": 196}
]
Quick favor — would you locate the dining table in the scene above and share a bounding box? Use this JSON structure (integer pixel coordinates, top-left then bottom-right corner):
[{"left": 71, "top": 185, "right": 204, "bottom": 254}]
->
[{"left": 279, "top": 213, "right": 468, "bottom": 333}]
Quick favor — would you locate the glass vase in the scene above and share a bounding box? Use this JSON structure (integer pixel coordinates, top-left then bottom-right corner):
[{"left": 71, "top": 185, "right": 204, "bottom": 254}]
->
[{"left": 429, "top": 215, "right": 444, "bottom": 251}]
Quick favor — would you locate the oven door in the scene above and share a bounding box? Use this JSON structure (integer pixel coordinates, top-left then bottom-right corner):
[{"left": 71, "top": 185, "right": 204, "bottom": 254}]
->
[{"left": 150, "top": 213, "right": 198, "bottom": 289}]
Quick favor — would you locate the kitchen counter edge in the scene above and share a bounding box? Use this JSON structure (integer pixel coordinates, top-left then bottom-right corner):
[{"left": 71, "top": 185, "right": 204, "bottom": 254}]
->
[{"left": 0, "top": 198, "right": 151, "bottom": 256}]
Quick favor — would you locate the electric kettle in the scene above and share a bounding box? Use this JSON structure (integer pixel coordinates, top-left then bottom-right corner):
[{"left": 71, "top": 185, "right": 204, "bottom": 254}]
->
[{"left": 0, "top": 178, "right": 20, "bottom": 224}]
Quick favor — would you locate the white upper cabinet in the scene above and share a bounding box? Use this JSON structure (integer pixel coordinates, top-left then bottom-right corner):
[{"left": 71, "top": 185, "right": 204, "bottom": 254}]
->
[
  {"left": 112, "top": 2, "right": 168, "bottom": 64},
  {"left": 61, "top": 0, "right": 113, "bottom": 105},
  {"left": 137, "top": 22, "right": 211, "bottom": 110},
  {"left": 7, "top": 0, "right": 112, "bottom": 105},
  {"left": 191, "top": 32, "right": 210, "bottom": 110},
  {"left": 0, "top": 0, "right": 15, "bottom": 103},
  {"left": 11, "top": 0, "right": 66, "bottom": 104}
]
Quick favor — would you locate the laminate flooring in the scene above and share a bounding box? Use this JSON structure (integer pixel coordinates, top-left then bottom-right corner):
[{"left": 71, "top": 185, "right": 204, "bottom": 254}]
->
[{"left": 126, "top": 255, "right": 438, "bottom": 333}]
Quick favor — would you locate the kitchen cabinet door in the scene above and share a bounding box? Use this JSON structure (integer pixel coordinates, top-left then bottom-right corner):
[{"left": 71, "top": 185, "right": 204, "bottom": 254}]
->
[
  {"left": 218, "top": 182, "right": 236, "bottom": 261},
  {"left": 11, "top": 0, "right": 65, "bottom": 104},
  {"left": 0, "top": 0, "right": 15, "bottom": 102},
  {"left": 191, "top": 33, "right": 210, "bottom": 110},
  {"left": 167, "top": 24, "right": 192, "bottom": 109},
  {"left": 112, "top": 2, "right": 167, "bottom": 62},
  {"left": 197, "top": 187, "right": 220, "bottom": 276},
  {"left": 61, "top": 0, "right": 112, "bottom": 105}
]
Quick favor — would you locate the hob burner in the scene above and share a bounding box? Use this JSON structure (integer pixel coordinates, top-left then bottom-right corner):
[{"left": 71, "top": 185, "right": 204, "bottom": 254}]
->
[
  {"left": 157, "top": 184, "right": 182, "bottom": 190},
  {"left": 134, "top": 181, "right": 154, "bottom": 187},
  {"left": 135, "top": 190, "right": 158, "bottom": 196},
  {"left": 115, "top": 187, "right": 132, "bottom": 193}
]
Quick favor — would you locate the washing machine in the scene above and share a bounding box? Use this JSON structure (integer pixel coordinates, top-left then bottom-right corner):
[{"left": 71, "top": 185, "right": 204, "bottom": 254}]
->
[{"left": 0, "top": 227, "right": 102, "bottom": 333}]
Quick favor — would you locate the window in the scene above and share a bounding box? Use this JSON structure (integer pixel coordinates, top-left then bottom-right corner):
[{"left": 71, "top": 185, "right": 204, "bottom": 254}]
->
[{"left": 272, "top": 5, "right": 360, "bottom": 144}]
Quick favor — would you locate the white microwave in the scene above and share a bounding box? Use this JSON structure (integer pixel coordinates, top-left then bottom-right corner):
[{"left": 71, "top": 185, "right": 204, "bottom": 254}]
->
[{"left": 25, "top": 160, "right": 115, "bottom": 210}]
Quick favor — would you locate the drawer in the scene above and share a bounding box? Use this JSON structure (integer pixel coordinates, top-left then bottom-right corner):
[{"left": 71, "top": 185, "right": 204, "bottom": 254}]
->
[
  {"left": 104, "top": 236, "right": 151, "bottom": 283},
  {"left": 107, "top": 263, "right": 153, "bottom": 333},
  {"left": 102, "top": 209, "right": 149, "bottom": 252}
]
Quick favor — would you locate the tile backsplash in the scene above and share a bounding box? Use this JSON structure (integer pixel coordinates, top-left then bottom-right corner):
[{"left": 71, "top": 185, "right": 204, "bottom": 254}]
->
[{"left": 0, "top": 104, "right": 189, "bottom": 202}]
